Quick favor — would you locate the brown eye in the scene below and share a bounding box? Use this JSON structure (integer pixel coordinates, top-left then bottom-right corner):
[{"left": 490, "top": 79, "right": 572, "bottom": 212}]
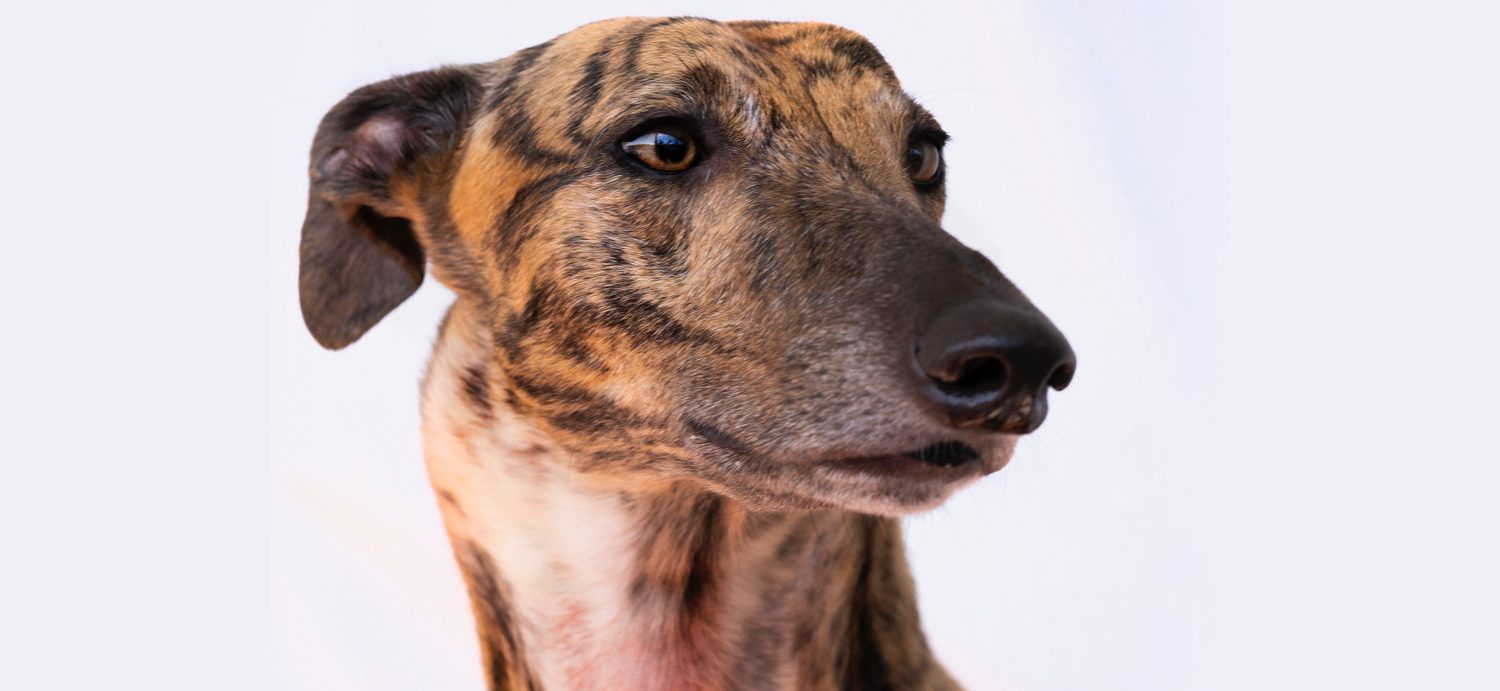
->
[
  {"left": 905, "top": 139, "right": 942, "bottom": 185},
  {"left": 621, "top": 125, "right": 699, "bottom": 173}
]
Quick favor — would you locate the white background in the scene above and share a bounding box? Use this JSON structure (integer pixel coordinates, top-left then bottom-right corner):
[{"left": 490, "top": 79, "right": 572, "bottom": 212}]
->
[{"left": 2, "top": 1, "right": 1497, "bottom": 690}]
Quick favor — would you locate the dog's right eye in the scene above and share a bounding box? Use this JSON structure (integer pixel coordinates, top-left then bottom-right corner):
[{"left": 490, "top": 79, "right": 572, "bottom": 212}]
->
[
  {"left": 621, "top": 124, "right": 699, "bottom": 173},
  {"left": 905, "top": 138, "right": 943, "bottom": 187}
]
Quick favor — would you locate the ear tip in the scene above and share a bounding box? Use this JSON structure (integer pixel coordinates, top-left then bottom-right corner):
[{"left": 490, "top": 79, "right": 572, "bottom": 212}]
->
[
  {"left": 299, "top": 298, "right": 357, "bottom": 350},
  {"left": 298, "top": 266, "right": 422, "bottom": 351},
  {"left": 308, "top": 328, "right": 356, "bottom": 351}
]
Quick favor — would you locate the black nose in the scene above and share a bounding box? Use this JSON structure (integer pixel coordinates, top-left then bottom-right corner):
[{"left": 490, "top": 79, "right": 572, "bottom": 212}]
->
[{"left": 914, "top": 301, "right": 1076, "bottom": 433}]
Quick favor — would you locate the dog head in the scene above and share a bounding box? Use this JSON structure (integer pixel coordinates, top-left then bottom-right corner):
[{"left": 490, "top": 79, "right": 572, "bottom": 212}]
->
[{"left": 299, "top": 17, "right": 1075, "bottom": 515}]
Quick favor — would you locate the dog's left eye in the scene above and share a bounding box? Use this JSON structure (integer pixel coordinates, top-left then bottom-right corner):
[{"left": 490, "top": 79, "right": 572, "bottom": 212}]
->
[{"left": 621, "top": 124, "right": 699, "bottom": 173}]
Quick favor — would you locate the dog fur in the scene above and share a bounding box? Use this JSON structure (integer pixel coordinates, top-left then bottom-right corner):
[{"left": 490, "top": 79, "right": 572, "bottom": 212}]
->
[{"left": 299, "top": 17, "right": 1070, "bottom": 690}]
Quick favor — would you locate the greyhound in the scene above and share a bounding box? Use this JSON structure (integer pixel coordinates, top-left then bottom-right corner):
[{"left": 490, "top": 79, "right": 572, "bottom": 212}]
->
[{"left": 299, "top": 17, "right": 1075, "bottom": 690}]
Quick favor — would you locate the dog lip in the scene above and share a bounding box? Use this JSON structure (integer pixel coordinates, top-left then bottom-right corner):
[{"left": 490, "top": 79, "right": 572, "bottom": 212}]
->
[
  {"left": 900, "top": 440, "right": 980, "bottom": 467},
  {"left": 815, "top": 451, "right": 985, "bottom": 487},
  {"left": 820, "top": 442, "right": 984, "bottom": 478}
]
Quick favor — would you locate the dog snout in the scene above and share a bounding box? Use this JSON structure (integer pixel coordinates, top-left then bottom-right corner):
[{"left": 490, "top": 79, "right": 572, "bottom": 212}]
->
[{"left": 913, "top": 300, "right": 1076, "bottom": 433}]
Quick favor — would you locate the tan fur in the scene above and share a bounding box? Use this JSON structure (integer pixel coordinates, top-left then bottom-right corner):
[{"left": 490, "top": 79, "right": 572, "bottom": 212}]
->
[{"left": 299, "top": 16, "right": 1068, "bottom": 690}]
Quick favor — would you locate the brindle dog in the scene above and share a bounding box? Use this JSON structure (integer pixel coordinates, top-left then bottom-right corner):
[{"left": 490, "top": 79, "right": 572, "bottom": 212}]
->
[{"left": 299, "top": 16, "right": 1075, "bottom": 691}]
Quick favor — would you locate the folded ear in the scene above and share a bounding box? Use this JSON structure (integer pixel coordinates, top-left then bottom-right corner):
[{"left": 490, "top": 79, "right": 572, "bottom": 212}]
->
[{"left": 299, "top": 67, "right": 480, "bottom": 349}]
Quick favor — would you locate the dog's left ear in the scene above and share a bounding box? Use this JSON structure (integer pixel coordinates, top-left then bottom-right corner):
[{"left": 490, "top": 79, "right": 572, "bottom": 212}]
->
[{"left": 299, "top": 67, "right": 480, "bottom": 350}]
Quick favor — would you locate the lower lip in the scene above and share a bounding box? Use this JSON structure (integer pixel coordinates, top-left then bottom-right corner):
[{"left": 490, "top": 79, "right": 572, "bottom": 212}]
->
[{"left": 819, "top": 453, "right": 985, "bottom": 481}]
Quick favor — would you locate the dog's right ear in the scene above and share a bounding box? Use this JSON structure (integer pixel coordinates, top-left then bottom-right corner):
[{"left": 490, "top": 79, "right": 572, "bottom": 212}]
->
[{"left": 299, "top": 67, "right": 480, "bottom": 350}]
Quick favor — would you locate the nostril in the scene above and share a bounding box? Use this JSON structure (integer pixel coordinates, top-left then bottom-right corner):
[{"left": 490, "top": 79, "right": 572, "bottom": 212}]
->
[
  {"left": 934, "top": 353, "right": 1009, "bottom": 399},
  {"left": 1047, "top": 360, "right": 1077, "bottom": 391}
]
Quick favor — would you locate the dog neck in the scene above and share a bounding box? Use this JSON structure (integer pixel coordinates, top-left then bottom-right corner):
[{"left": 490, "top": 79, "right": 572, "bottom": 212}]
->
[{"left": 420, "top": 300, "right": 955, "bottom": 691}]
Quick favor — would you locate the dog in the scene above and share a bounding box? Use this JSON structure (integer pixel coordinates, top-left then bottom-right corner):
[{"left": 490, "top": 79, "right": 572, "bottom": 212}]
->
[{"left": 299, "top": 16, "right": 1074, "bottom": 690}]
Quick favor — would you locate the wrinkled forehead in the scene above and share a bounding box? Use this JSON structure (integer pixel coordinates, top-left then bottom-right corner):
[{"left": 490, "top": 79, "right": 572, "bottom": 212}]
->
[{"left": 494, "top": 17, "right": 938, "bottom": 154}]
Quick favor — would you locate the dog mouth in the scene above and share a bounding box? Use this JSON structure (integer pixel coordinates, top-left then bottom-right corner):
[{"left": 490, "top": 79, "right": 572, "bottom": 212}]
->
[
  {"left": 818, "top": 439, "right": 989, "bottom": 480},
  {"left": 900, "top": 440, "right": 980, "bottom": 467},
  {"left": 683, "top": 421, "right": 1015, "bottom": 514},
  {"left": 802, "top": 438, "right": 1007, "bottom": 515}
]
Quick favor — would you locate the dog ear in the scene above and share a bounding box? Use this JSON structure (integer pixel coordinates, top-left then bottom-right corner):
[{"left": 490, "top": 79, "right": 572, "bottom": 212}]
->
[{"left": 299, "top": 67, "right": 480, "bottom": 350}]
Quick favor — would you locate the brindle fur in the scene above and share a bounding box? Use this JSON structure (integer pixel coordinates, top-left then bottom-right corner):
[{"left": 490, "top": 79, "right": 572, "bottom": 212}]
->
[{"left": 298, "top": 17, "right": 1054, "bottom": 690}]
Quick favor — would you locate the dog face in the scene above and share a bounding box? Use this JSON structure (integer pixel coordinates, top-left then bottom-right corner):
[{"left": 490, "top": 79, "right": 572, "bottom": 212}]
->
[{"left": 300, "top": 17, "right": 1074, "bottom": 515}]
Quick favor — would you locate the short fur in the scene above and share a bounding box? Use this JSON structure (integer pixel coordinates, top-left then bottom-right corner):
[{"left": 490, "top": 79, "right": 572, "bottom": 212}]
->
[{"left": 299, "top": 17, "right": 1068, "bottom": 690}]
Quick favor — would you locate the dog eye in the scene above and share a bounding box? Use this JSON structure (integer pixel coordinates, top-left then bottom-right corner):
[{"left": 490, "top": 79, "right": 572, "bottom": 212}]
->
[
  {"left": 621, "top": 124, "right": 699, "bottom": 173},
  {"left": 905, "top": 139, "right": 943, "bottom": 186}
]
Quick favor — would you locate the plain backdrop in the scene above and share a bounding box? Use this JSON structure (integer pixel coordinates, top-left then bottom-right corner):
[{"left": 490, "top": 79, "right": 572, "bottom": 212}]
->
[{"left": 2, "top": 1, "right": 1497, "bottom": 690}]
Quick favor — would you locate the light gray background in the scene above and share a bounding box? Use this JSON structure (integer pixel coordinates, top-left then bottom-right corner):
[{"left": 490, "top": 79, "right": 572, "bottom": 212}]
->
[{"left": 3, "top": 2, "right": 1496, "bottom": 690}]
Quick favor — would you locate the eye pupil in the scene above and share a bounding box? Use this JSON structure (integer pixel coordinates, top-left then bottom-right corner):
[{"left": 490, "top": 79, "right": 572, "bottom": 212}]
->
[
  {"left": 655, "top": 133, "right": 688, "bottom": 164},
  {"left": 621, "top": 125, "right": 698, "bottom": 172}
]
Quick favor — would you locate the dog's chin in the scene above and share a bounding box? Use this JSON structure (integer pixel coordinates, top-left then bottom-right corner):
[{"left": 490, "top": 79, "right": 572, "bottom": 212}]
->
[{"left": 686, "top": 434, "right": 1019, "bottom": 517}]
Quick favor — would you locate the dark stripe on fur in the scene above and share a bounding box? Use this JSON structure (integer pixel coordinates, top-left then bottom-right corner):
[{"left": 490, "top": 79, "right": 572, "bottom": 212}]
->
[
  {"left": 565, "top": 44, "right": 612, "bottom": 145},
  {"left": 456, "top": 540, "right": 541, "bottom": 691},
  {"left": 486, "top": 170, "right": 582, "bottom": 272},
  {"left": 630, "top": 493, "right": 724, "bottom": 618},
  {"left": 461, "top": 363, "right": 492, "bottom": 419},
  {"left": 828, "top": 36, "right": 894, "bottom": 77},
  {"left": 485, "top": 40, "right": 575, "bottom": 164},
  {"left": 684, "top": 417, "right": 753, "bottom": 455},
  {"left": 622, "top": 17, "right": 702, "bottom": 73}
]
